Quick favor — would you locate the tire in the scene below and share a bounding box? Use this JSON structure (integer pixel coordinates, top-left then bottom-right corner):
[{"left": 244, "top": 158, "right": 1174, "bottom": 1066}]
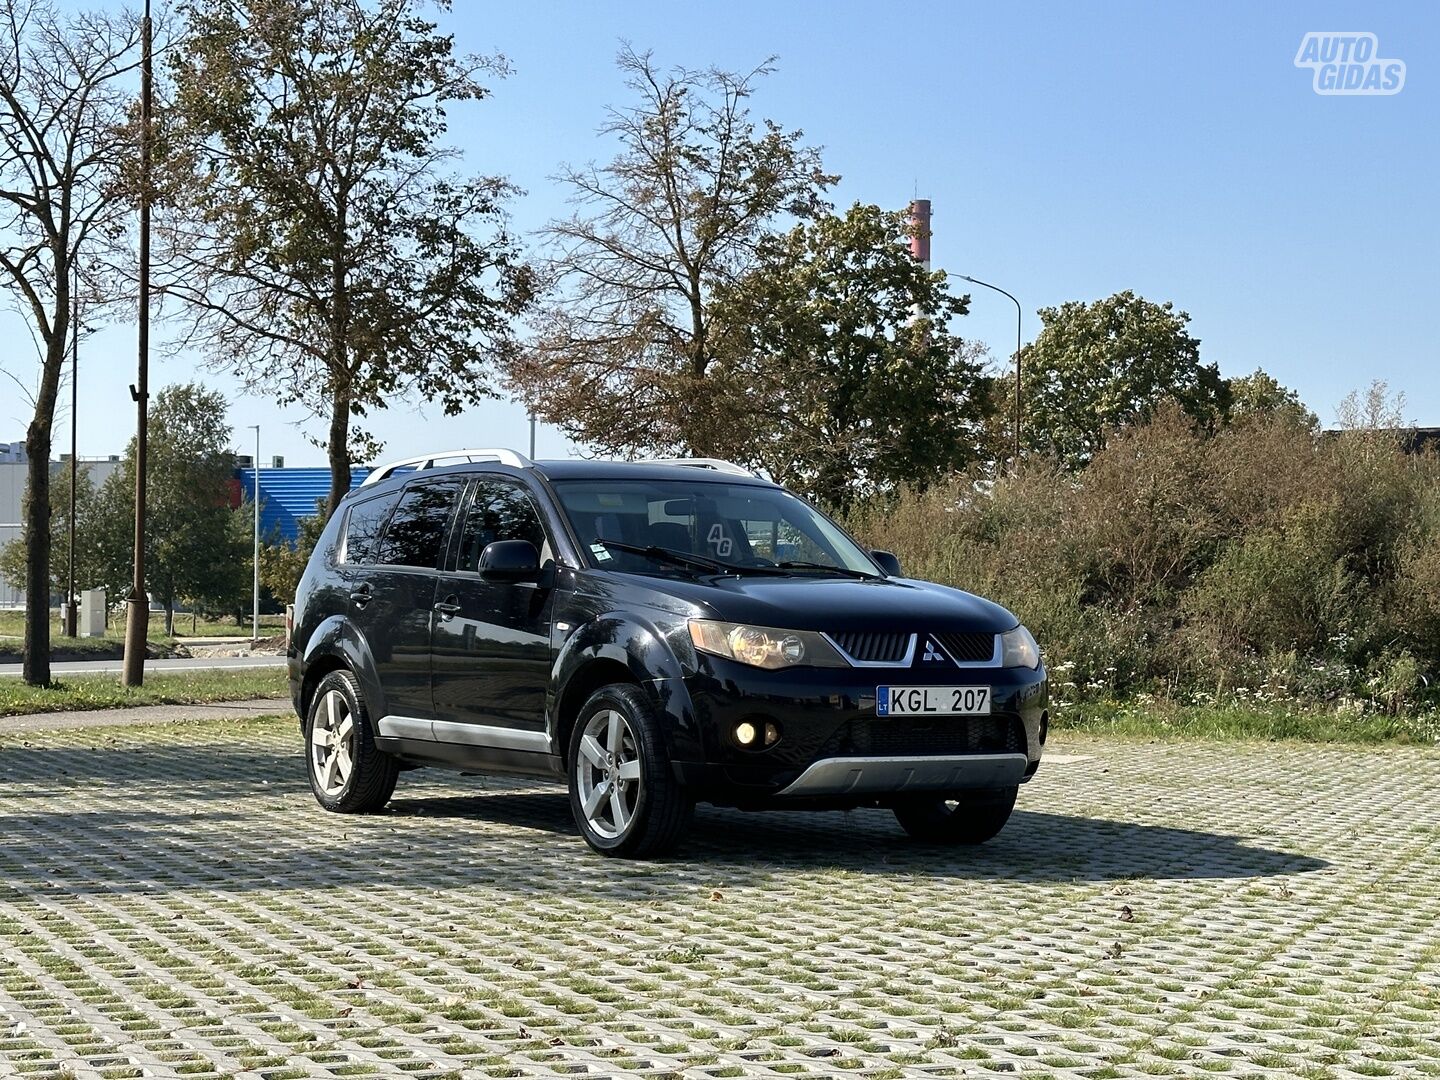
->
[
  {"left": 567, "top": 683, "right": 693, "bottom": 858},
  {"left": 893, "top": 786, "right": 1018, "bottom": 844},
  {"left": 305, "top": 669, "right": 399, "bottom": 814}
]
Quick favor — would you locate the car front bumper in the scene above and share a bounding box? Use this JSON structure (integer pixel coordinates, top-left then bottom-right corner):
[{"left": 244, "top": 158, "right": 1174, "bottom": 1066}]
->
[{"left": 669, "top": 655, "right": 1049, "bottom": 807}]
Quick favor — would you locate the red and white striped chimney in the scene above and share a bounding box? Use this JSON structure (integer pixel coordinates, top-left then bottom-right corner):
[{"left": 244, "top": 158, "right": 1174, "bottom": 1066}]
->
[{"left": 908, "top": 198, "right": 932, "bottom": 270}]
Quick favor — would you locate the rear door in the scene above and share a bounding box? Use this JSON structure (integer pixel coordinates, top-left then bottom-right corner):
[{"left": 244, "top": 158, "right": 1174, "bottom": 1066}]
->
[
  {"left": 430, "top": 476, "right": 556, "bottom": 750},
  {"left": 341, "top": 479, "right": 462, "bottom": 722}
]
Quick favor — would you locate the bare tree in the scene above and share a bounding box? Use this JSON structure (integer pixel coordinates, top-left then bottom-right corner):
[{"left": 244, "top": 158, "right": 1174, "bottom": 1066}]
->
[
  {"left": 0, "top": 0, "right": 141, "bottom": 686},
  {"left": 510, "top": 46, "right": 836, "bottom": 458}
]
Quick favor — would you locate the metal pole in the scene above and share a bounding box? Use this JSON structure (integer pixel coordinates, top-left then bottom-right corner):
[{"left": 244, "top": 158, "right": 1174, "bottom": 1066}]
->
[
  {"left": 961, "top": 275, "right": 1024, "bottom": 473},
  {"left": 121, "top": 0, "right": 152, "bottom": 686},
  {"left": 1013, "top": 305, "right": 1022, "bottom": 470},
  {"left": 65, "top": 270, "right": 77, "bottom": 637},
  {"left": 251, "top": 425, "right": 260, "bottom": 646},
  {"left": 528, "top": 414, "right": 536, "bottom": 459}
]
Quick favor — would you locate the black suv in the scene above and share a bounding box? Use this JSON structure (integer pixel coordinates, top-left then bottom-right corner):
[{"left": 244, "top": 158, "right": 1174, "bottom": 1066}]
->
[{"left": 289, "top": 449, "right": 1048, "bottom": 857}]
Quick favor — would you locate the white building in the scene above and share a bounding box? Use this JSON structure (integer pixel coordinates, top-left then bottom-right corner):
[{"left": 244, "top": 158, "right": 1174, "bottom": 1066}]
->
[{"left": 0, "top": 454, "right": 123, "bottom": 609}]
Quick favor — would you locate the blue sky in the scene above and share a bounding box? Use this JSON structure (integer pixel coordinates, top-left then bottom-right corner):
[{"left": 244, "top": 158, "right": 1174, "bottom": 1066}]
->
[{"left": 4, "top": 0, "right": 1436, "bottom": 464}]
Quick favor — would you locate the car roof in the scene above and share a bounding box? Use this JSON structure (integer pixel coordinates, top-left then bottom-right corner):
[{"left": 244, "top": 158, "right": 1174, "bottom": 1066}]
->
[
  {"left": 349, "top": 458, "right": 779, "bottom": 500},
  {"left": 531, "top": 460, "right": 777, "bottom": 485}
]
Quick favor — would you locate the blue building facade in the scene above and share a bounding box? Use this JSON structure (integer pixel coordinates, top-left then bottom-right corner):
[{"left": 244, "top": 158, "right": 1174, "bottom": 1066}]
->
[{"left": 235, "top": 467, "right": 370, "bottom": 543}]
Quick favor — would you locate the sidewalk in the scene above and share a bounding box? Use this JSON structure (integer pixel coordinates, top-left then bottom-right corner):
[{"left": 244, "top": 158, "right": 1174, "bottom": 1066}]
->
[{"left": 2, "top": 697, "right": 289, "bottom": 733}]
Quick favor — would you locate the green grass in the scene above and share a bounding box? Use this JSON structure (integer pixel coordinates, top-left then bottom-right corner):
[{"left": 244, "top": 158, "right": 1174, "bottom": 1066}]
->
[
  {"left": 0, "top": 609, "right": 285, "bottom": 642},
  {"left": 0, "top": 610, "right": 285, "bottom": 662},
  {"left": 1053, "top": 698, "right": 1440, "bottom": 745},
  {"left": 0, "top": 666, "right": 288, "bottom": 717}
]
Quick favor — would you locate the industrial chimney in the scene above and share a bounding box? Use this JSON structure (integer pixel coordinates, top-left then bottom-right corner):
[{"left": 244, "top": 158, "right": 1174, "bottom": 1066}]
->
[{"left": 908, "top": 199, "right": 932, "bottom": 270}]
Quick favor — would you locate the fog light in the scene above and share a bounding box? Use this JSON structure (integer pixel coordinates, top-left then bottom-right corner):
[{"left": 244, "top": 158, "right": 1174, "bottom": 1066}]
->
[
  {"left": 734, "top": 721, "right": 758, "bottom": 747},
  {"left": 763, "top": 721, "right": 780, "bottom": 747}
]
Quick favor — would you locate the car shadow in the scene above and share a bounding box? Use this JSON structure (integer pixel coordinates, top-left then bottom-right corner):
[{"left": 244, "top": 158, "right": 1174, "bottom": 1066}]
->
[
  {"left": 0, "top": 742, "right": 1327, "bottom": 893},
  {"left": 389, "top": 789, "right": 1328, "bottom": 882}
]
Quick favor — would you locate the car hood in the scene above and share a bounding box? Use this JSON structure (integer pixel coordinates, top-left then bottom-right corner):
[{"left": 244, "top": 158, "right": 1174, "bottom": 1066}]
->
[{"left": 636, "top": 573, "right": 1018, "bottom": 633}]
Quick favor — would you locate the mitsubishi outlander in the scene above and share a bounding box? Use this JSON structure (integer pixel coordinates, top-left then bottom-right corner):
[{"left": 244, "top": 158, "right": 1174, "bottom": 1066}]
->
[{"left": 289, "top": 449, "right": 1048, "bottom": 857}]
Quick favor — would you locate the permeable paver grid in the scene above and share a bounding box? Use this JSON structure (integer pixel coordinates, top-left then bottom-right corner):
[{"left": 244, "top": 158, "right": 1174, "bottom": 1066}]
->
[{"left": 0, "top": 715, "right": 1437, "bottom": 1079}]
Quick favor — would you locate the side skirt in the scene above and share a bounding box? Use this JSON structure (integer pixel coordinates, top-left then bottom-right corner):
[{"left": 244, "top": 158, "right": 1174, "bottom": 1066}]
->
[{"left": 374, "top": 735, "right": 564, "bottom": 779}]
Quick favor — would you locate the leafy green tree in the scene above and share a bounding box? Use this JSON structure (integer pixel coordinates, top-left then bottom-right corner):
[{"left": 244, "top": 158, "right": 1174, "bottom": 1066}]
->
[
  {"left": 1225, "top": 369, "right": 1317, "bottom": 429},
  {"left": 259, "top": 508, "right": 327, "bottom": 607},
  {"left": 92, "top": 384, "right": 249, "bottom": 635},
  {"left": 0, "top": 0, "right": 142, "bottom": 683},
  {"left": 1019, "top": 291, "right": 1226, "bottom": 468},
  {"left": 510, "top": 47, "right": 836, "bottom": 459},
  {"left": 710, "top": 203, "right": 989, "bottom": 508},
  {"left": 161, "top": 0, "right": 533, "bottom": 518}
]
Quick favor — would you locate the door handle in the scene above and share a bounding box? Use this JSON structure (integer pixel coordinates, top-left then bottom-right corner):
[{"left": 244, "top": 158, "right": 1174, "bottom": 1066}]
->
[
  {"left": 433, "top": 597, "right": 461, "bottom": 620},
  {"left": 349, "top": 585, "right": 373, "bottom": 607}
]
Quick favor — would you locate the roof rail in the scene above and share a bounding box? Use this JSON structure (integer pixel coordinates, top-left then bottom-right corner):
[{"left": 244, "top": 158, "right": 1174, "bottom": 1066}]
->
[
  {"left": 635, "top": 457, "right": 761, "bottom": 478},
  {"left": 360, "top": 448, "right": 532, "bottom": 487}
]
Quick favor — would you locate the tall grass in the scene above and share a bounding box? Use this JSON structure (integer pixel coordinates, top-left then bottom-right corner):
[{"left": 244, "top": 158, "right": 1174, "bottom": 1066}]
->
[{"left": 844, "top": 405, "right": 1440, "bottom": 733}]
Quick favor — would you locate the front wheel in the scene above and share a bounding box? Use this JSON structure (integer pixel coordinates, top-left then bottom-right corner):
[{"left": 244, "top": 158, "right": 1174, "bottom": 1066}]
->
[
  {"left": 568, "top": 684, "right": 693, "bottom": 858},
  {"left": 893, "top": 786, "right": 1018, "bottom": 844}
]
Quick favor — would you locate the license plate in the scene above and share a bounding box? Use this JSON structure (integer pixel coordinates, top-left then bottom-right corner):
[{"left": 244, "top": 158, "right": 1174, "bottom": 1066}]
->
[{"left": 877, "top": 685, "right": 992, "bottom": 716}]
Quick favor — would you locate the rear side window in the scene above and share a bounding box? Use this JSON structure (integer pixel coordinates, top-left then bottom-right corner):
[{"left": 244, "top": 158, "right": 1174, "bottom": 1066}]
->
[
  {"left": 342, "top": 491, "right": 401, "bottom": 565},
  {"left": 375, "top": 482, "right": 461, "bottom": 569},
  {"left": 457, "top": 480, "right": 550, "bottom": 571}
]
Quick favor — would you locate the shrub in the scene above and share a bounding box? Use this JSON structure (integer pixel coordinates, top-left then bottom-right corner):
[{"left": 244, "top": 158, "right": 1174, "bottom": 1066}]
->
[{"left": 842, "top": 406, "right": 1440, "bottom": 715}]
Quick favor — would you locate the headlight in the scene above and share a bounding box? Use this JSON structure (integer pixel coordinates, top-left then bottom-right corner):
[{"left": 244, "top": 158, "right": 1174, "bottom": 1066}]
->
[
  {"left": 688, "top": 620, "right": 848, "bottom": 670},
  {"left": 1001, "top": 624, "right": 1041, "bottom": 669}
]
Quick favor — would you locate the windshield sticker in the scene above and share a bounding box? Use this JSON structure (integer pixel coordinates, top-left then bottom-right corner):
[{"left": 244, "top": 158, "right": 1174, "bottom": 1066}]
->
[{"left": 706, "top": 524, "right": 734, "bottom": 558}]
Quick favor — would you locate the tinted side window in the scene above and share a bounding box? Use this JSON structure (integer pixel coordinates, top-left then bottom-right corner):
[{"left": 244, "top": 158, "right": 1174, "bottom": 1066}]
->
[
  {"left": 375, "top": 482, "right": 461, "bottom": 569},
  {"left": 458, "top": 480, "right": 549, "bottom": 572},
  {"left": 342, "top": 491, "right": 401, "bottom": 565}
]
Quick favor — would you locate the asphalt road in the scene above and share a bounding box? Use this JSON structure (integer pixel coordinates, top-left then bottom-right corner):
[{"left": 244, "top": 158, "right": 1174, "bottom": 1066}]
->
[{"left": 0, "top": 654, "right": 287, "bottom": 677}]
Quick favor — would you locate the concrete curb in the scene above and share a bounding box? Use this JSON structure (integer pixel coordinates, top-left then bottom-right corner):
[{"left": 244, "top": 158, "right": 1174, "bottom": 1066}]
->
[{"left": 1, "top": 697, "right": 290, "bottom": 733}]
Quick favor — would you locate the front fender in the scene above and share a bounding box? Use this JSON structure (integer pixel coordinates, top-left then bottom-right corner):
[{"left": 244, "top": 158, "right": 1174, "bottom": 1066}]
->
[
  {"left": 299, "top": 614, "right": 387, "bottom": 725},
  {"left": 550, "top": 611, "right": 704, "bottom": 761}
]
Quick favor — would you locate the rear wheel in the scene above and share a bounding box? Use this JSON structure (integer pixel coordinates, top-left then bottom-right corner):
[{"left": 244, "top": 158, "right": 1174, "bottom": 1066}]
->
[
  {"left": 568, "top": 683, "right": 693, "bottom": 858},
  {"left": 306, "top": 669, "right": 398, "bottom": 813},
  {"left": 893, "top": 786, "right": 1018, "bottom": 844}
]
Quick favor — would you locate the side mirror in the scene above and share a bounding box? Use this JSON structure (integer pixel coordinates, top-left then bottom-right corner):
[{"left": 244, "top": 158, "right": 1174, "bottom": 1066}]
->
[
  {"left": 478, "top": 539, "right": 541, "bottom": 582},
  {"left": 871, "top": 549, "right": 902, "bottom": 578}
]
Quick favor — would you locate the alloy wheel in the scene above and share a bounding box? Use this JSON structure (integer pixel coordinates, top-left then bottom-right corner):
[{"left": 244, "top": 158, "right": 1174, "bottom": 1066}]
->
[
  {"left": 310, "top": 689, "right": 356, "bottom": 797},
  {"left": 575, "top": 708, "right": 642, "bottom": 839}
]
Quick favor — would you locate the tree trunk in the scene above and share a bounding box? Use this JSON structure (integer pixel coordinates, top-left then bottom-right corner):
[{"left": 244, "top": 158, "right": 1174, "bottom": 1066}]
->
[
  {"left": 325, "top": 227, "right": 352, "bottom": 522},
  {"left": 326, "top": 385, "right": 351, "bottom": 520},
  {"left": 164, "top": 598, "right": 174, "bottom": 637},
  {"left": 21, "top": 321, "right": 67, "bottom": 686}
]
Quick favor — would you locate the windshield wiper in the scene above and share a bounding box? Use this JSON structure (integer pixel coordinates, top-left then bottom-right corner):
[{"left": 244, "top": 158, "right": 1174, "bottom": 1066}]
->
[
  {"left": 775, "top": 560, "right": 879, "bottom": 580},
  {"left": 591, "top": 538, "right": 782, "bottom": 577}
]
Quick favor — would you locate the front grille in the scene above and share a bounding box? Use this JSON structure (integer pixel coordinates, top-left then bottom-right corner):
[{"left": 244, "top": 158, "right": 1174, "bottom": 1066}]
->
[
  {"left": 830, "top": 631, "right": 911, "bottom": 664},
  {"left": 936, "top": 631, "right": 996, "bottom": 663},
  {"left": 816, "top": 715, "right": 1025, "bottom": 758}
]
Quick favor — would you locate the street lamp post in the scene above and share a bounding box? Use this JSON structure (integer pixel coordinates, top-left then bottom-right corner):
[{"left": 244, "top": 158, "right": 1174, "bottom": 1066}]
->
[
  {"left": 961, "top": 275, "right": 1024, "bottom": 472},
  {"left": 121, "top": 0, "right": 153, "bottom": 686},
  {"left": 250, "top": 425, "right": 260, "bottom": 647},
  {"left": 65, "top": 270, "right": 78, "bottom": 637}
]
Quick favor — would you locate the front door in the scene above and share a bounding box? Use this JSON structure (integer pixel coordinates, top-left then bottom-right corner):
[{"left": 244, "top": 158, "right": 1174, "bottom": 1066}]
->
[{"left": 430, "top": 477, "right": 556, "bottom": 752}]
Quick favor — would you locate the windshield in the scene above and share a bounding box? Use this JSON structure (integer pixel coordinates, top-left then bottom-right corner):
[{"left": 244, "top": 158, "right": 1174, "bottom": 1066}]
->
[{"left": 550, "top": 479, "right": 879, "bottom": 577}]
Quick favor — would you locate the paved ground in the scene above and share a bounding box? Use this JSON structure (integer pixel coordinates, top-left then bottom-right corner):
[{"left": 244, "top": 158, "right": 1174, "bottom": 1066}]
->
[
  {"left": 0, "top": 656, "right": 288, "bottom": 678},
  {"left": 0, "top": 717, "right": 1436, "bottom": 1080}
]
